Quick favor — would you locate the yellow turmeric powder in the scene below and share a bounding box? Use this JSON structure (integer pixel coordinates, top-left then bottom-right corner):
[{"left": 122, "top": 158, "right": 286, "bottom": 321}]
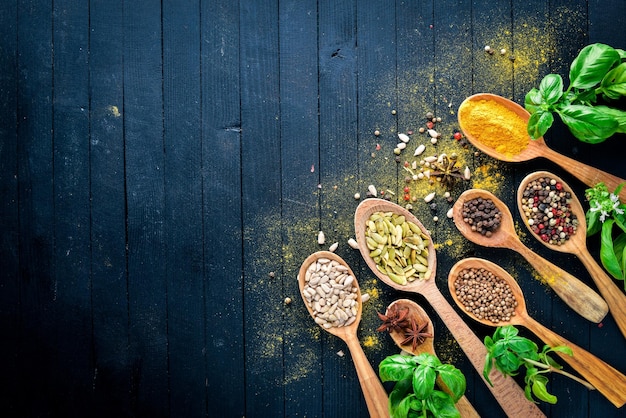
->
[{"left": 458, "top": 98, "right": 530, "bottom": 158}]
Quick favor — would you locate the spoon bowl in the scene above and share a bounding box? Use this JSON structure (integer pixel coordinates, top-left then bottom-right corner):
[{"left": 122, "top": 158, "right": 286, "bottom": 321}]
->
[
  {"left": 298, "top": 251, "right": 388, "bottom": 417},
  {"left": 354, "top": 198, "right": 437, "bottom": 292},
  {"left": 448, "top": 257, "right": 626, "bottom": 408},
  {"left": 452, "top": 189, "right": 608, "bottom": 323},
  {"left": 517, "top": 170, "right": 626, "bottom": 339},
  {"left": 458, "top": 93, "right": 626, "bottom": 201},
  {"left": 385, "top": 299, "right": 479, "bottom": 418},
  {"left": 354, "top": 199, "right": 546, "bottom": 418}
]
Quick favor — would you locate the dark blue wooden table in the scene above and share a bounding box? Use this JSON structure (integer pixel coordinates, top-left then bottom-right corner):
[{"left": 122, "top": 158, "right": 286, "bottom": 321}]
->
[{"left": 1, "top": 1, "right": 626, "bottom": 417}]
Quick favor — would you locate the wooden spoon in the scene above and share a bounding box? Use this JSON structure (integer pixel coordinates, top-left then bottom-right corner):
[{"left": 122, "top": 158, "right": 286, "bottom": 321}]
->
[
  {"left": 447, "top": 257, "right": 626, "bottom": 408},
  {"left": 298, "top": 251, "right": 389, "bottom": 418},
  {"left": 355, "top": 198, "right": 546, "bottom": 418},
  {"left": 517, "top": 170, "right": 626, "bottom": 339},
  {"left": 452, "top": 188, "right": 608, "bottom": 323},
  {"left": 458, "top": 93, "right": 626, "bottom": 202},
  {"left": 385, "top": 299, "right": 479, "bottom": 418}
]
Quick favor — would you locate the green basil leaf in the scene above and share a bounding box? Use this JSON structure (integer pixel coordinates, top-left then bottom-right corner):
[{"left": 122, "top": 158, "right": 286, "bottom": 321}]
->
[
  {"left": 524, "top": 383, "right": 535, "bottom": 403},
  {"left": 558, "top": 104, "right": 619, "bottom": 143},
  {"left": 570, "top": 43, "right": 621, "bottom": 90},
  {"left": 483, "top": 353, "right": 494, "bottom": 386},
  {"left": 525, "top": 88, "right": 543, "bottom": 114},
  {"left": 496, "top": 350, "right": 523, "bottom": 375},
  {"left": 424, "top": 391, "right": 460, "bottom": 418},
  {"left": 593, "top": 105, "right": 626, "bottom": 133},
  {"left": 379, "top": 354, "right": 418, "bottom": 382},
  {"left": 549, "top": 345, "right": 573, "bottom": 357},
  {"left": 413, "top": 365, "right": 437, "bottom": 400},
  {"left": 600, "top": 219, "right": 625, "bottom": 279},
  {"left": 600, "top": 62, "right": 626, "bottom": 100},
  {"left": 539, "top": 74, "right": 564, "bottom": 104},
  {"left": 586, "top": 208, "right": 602, "bottom": 236},
  {"left": 527, "top": 109, "right": 554, "bottom": 139},
  {"left": 508, "top": 336, "right": 538, "bottom": 356},
  {"left": 499, "top": 325, "right": 519, "bottom": 339},
  {"left": 531, "top": 376, "right": 558, "bottom": 404},
  {"left": 414, "top": 352, "right": 441, "bottom": 368},
  {"left": 389, "top": 381, "right": 413, "bottom": 418},
  {"left": 618, "top": 48, "right": 626, "bottom": 60},
  {"left": 436, "top": 364, "right": 466, "bottom": 402}
]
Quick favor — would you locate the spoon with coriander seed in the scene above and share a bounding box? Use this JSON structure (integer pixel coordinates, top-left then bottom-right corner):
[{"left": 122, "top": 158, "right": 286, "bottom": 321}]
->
[
  {"left": 383, "top": 299, "right": 479, "bottom": 418},
  {"left": 355, "top": 198, "right": 546, "bottom": 418},
  {"left": 298, "top": 251, "right": 389, "bottom": 418},
  {"left": 452, "top": 188, "right": 608, "bottom": 323},
  {"left": 517, "top": 170, "right": 626, "bottom": 340},
  {"left": 448, "top": 257, "right": 626, "bottom": 408},
  {"left": 457, "top": 93, "right": 626, "bottom": 202}
]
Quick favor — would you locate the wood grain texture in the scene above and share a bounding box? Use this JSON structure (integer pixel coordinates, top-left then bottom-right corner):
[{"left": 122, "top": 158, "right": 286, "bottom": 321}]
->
[{"left": 2, "top": 1, "right": 626, "bottom": 417}]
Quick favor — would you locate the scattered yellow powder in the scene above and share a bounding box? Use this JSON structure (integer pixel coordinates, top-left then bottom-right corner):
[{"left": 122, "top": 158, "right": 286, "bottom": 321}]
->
[
  {"left": 471, "top": 163, "right": 505, "bottom": 193},
  {"left": 361, "top": 334, "right": 381, "bottom": 349}
]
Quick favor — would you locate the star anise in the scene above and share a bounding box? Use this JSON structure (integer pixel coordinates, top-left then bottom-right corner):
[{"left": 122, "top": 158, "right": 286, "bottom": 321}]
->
[
  {"left": 376, "top": 304, "right": 410, "bottom": 333},
  {"left": 429, "top": 153, "right": 466, "bottom": 191},
  {"left": 400, "top": 318, "right": 433, "bottom": 352}
]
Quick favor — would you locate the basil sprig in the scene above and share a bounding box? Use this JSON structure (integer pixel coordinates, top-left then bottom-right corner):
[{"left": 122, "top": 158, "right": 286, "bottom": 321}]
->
[
  {"left": 586, "top": 182, "right": 626, "bottom": 286},
  {"left": 483, "top": 326, "right": 592, "bottom": 405},
  {"left": 525, "top": 43, "right": 626, "bottom": 143},
  {"left": 379, "top": 353, "right": 466, "bottom": 418}
]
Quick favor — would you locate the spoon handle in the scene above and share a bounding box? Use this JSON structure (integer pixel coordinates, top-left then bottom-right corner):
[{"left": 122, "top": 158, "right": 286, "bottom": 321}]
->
[
  {"left": 422, "top": 286, "right": 546, "bottom": 418},
  {"left": 577, "top": 249, "right": 626, "bottom": 339},
  {"left": 524, "top": 315, "right": 626, "bottom": 408},
  {"left": 343, "top": 332, "right": 389, "bottom": 418},
  {"left": 515, "top": 244, "right": 608, "bottom": 323},
  {"left": 542, "top": 147, "right": 626, "bottom": 202}
]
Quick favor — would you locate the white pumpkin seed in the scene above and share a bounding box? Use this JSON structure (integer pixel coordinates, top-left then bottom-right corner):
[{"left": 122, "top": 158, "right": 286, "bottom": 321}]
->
[
  {"left": 368, "top": 184, "right": 377, "bottom": 196},
  {"left": 414, "top": 144, "right": 426, "bottom": 156},
  {"left": 398, "top": 133, "right": 410, "bottom": 143},
  {"left": 424, "top": 192, "right": 436, "bottom": 203}
]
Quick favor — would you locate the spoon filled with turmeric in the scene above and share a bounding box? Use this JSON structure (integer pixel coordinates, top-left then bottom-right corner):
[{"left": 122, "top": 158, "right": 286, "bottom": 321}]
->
[{"left": 457, "top": 93, "right": 626, "bottom": 202}]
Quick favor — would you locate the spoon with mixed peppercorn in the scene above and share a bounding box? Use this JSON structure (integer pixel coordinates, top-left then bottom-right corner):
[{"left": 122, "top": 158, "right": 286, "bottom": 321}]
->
[
  {"left": 448, "top": 257, "right": 626, "bottom": 408},
  {"left": 354, "top": 198, "right": 546, "bottom": 418},
  {"left": 517, "top": 170, "right": 626, "bottom": 340},
  {"left": 382, "top": 299, "right": 479, "bottom": 418},
  {"left": 452, "top": 188, "right": 608, "bottom": 324}
]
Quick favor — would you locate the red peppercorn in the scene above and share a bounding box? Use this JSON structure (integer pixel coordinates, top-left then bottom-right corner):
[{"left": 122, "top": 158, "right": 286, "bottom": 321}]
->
[
  {"left": 403, "top": 186, "right": 410, "bottom": 193},
  {"left": 426, "top": 121, "right": 434, "bottom": 129},
  {"left": 541, "top": 234, "right": 549, "bottom": 241},
  {"left": 403, "top": 193, "right": 410, "bottom": 201},
  {"left": 555, "top": 182, "right": 562, "bottom": 191},
  {"left": 453, "top": 131, "right": 462, "bottom": 140},
  {"left": 404, "top": 161, "right": 410, "bottom": 167}
]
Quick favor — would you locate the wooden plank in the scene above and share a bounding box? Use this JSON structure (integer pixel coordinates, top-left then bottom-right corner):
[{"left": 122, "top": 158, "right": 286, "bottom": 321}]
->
[
  {"left": 51, "top": 0, "right": 93, "bottom": 414},
  {"left": 353, "top": 1, "right": 400, "bottom": 417},
  {"left": 316, "top": 0, "right": 364, "bottom": 416},
  {"left": 0, "top": 0, "right": 19, "bottom": 412},
  {"left": 122, "top": 0, "right": 168, "bottom": 414},
  {"left": 162, "top": 1, "right": 205, "bottom": 416},
  {"left": 239, "top": 1, "right": 284, "bottom": 416},
  {"left": 15, "top": 0, "right": 56, "bottom": 415},
  {"left": 278, "top": 1, "right": 323, "bottom": 416},
  {"left": 88, "top": 0, "right": 133, "bottom": 414},
  {"left": 200, "top": 1, "right": 245, "bottom": 416}
]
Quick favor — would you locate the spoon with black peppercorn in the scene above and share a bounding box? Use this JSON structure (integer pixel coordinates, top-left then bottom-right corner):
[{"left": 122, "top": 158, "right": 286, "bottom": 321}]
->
[
  {"left": 448, "top": 257, "right": 626, "bottom": 408},
  {"left": 517, "top": 171, "right": 626, "bottom": 340},
  {"left": 298, "top": 251, "right": 389, "bottom": 418},
  {"left": 452, "top": 189, "right": 608, "bottom": 323},
  {"left": 385, "top": 299, "right": 479, "bottom": 418}
]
